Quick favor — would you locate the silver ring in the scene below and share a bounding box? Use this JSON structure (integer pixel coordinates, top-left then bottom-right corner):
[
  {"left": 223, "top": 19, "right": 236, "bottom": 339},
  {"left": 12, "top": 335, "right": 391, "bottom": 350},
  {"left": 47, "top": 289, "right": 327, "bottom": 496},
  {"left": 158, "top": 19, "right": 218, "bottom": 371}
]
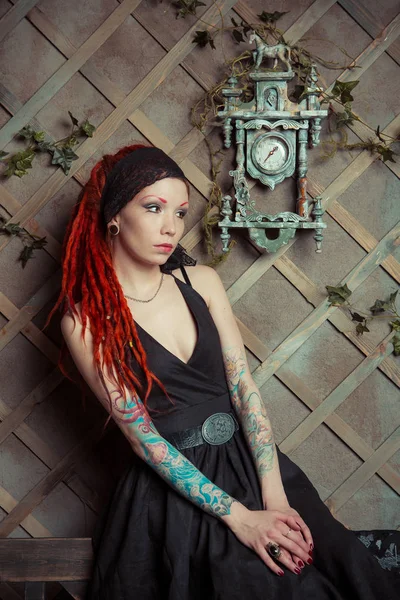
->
[
  {"left": 285, "top": 528, "right": 292, "bottom": 537},
  {"left": 266, "top": 542, "right": 282, "bottom": 559}
]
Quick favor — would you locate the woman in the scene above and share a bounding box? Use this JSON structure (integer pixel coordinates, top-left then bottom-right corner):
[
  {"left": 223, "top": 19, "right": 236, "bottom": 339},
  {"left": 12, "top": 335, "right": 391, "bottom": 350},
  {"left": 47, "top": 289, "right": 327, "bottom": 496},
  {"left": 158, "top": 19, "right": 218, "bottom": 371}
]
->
[{"left": 52, "top": 144, "right": 399, "bottom": 599}]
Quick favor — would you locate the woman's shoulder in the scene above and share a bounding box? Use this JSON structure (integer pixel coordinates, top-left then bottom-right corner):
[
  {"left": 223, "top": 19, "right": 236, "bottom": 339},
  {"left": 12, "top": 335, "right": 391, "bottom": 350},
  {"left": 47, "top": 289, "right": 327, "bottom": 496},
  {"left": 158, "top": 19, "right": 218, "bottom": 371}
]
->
[
  {"left": 171, "top": 264, "right": 221, "bottom": 307},
  {"left": 60, "top": 301, "right": 91, "bottom": 342}
]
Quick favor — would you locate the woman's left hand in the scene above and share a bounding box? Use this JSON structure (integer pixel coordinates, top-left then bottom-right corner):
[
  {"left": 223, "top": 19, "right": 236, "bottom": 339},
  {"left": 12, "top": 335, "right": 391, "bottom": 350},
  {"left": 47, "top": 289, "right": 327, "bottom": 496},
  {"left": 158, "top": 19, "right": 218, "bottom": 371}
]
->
[{"left": 263, "top": 502, "right": 314, "bottom": 571}]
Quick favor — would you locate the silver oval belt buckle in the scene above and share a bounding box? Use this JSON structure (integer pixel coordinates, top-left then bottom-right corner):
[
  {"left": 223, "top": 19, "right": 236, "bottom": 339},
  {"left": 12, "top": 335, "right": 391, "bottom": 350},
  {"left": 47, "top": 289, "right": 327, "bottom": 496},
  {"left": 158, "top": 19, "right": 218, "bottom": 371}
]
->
[{"left": 201, "top": 413, "right": 236, "bottom": 445}]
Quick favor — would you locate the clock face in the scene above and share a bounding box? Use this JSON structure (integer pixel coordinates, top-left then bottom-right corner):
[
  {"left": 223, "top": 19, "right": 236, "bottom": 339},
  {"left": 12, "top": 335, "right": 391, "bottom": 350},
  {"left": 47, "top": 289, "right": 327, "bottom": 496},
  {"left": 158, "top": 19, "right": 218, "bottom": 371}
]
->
[{"left": 252, "top": 134, "right": 290, "bottom": 175}]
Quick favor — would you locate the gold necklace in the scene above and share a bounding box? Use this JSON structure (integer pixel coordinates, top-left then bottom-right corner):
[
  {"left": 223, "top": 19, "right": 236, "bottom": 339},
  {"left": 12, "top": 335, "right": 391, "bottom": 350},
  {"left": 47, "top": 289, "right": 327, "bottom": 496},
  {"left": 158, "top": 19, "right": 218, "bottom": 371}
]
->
[{"left": 124, "top": 273, "right": 164, "bottom": 303}]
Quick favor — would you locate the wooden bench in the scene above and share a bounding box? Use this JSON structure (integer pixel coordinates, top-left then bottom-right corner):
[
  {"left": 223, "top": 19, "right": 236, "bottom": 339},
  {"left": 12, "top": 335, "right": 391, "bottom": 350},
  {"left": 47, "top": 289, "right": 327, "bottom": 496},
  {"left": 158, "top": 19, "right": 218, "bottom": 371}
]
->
[{"left": 0, "top": 538, "right": 93, "bottom": 599}]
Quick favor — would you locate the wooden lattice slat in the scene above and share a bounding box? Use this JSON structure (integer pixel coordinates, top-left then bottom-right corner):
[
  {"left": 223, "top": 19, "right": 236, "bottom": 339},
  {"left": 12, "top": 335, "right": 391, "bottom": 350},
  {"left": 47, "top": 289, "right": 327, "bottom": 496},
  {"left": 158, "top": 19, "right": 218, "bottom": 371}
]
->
[
  {"left": 252, "top": 224, "right": 400, "bottom": 386},
  {"left": 0, "top": 0, "right": 40, "bottom": 44},
  {"left": 330, "top": 13, "right": 400, "bottom": 86},
  {"left": 0, "top": 293, "right": 59, "bottom": 363},
  {"left": 0, "top": 399, "right": 102, "bottom": 516},
  {"left": 0, "top": 368, "right": 63, "bottom": 446},
  {"left": 0, "top": 0, "right": 398, "bottom": 544},
  {"left": 327, "top": 425, "right": 400, "bottom": 511},
  {"left": 0, "top": 0, "right": 142, "bottom": 148},
  {"left": 338, "top": 0, "right": 400, "bottom": 66},
  {"left": 280, "top": 333, "right": 396, "bottom": 454},
  {"left": 0, "top": 271, "right": 61, "bottom": 353},
  {"left": 0, "top": 485, "right": 52, "bottom": 537},
  {"left": 0, "top": 419, "right": 105, "bottom": 537}
]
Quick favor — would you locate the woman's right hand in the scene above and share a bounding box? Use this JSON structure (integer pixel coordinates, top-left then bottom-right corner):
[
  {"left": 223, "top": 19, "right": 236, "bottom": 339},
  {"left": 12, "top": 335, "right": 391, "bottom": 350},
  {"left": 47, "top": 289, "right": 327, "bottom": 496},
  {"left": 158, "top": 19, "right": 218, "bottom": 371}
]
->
[{"left": 222, "top": 503, "right": 312, "bottom": 576}]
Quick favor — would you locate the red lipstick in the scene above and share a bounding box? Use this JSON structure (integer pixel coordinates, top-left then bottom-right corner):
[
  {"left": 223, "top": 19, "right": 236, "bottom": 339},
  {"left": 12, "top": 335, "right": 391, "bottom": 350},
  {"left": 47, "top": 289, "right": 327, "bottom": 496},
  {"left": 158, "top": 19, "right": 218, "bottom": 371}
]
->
[{"left": 154, "top": 244, "right": 173, "bottom": 252}]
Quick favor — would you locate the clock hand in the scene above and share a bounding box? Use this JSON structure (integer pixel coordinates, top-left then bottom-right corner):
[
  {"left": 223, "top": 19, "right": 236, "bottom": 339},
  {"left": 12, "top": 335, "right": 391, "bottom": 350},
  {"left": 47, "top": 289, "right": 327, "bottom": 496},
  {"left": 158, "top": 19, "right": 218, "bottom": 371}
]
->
[{"left": 263, "top": 146, "right": 279, "bottom": 163}]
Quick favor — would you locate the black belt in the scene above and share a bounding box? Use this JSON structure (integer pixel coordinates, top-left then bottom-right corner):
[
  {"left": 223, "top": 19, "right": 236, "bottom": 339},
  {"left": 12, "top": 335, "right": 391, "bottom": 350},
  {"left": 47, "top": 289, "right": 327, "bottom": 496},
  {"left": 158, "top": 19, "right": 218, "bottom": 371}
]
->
[{"left": 164, "top": 411, "right": 239, "bottom": 450}]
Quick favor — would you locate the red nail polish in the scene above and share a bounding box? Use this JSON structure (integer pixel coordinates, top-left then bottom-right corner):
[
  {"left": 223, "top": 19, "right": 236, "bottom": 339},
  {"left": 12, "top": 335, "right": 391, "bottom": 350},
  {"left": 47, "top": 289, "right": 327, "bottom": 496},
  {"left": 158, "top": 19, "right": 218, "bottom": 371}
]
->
[
  {"left": 278, "top": 570, "right": 284, "bottom": 577},
  {"left": 298, "top": 560, "right": 304, "bottom": 568},
  {"left": 307, "top": 558, "right": 313, "bottom": 565},
  {"left": 294, "top": 567, "right": 301, "bottom": 574}
]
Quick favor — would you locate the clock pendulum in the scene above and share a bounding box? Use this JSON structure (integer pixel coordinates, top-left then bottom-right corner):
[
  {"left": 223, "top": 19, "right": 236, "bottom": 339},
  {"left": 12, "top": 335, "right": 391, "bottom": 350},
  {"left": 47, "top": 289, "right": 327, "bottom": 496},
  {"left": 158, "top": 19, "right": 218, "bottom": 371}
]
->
[{"left": 218, "top": 32, "right": 328, "bottom": 254}]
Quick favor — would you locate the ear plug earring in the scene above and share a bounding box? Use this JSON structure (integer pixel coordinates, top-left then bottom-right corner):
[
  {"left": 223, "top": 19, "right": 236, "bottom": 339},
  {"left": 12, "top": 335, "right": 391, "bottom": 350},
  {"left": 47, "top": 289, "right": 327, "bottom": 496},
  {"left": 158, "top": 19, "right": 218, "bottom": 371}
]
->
[{"left": 108, "top": 224, "right": 120, "bottom": 235}]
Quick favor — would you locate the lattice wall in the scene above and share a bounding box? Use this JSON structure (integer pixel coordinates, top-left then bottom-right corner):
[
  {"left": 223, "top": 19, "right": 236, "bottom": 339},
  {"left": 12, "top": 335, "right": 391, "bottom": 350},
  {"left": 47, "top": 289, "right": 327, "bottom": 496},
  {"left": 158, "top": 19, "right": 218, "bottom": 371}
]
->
[{"left": 0, "top": 0, "right": 399, "bottom": 597}]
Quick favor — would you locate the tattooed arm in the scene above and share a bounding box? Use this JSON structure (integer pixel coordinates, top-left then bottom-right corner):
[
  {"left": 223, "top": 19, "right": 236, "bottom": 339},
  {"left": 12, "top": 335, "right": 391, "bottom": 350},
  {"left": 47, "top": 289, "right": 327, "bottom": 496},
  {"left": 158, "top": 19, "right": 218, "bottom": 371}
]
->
[
  {"left": 198, "top": 266, "right": 287, "bottom": 509},
  {"left": 60, "top": 309, "right": 238, "bottom": 520},
  {"left": 223, "top": 346, "right": 287, "bottom": 509},
  {"left": 105, "top": 391, "right": 236, "bottom": 519}
]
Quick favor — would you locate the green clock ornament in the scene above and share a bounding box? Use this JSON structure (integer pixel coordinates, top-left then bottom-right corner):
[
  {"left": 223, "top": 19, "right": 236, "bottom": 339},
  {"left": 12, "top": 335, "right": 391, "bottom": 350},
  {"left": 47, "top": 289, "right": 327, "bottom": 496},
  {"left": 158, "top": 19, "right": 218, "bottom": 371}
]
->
[{"left": 218, "top": 32, "right": 328, "bottom": 253}]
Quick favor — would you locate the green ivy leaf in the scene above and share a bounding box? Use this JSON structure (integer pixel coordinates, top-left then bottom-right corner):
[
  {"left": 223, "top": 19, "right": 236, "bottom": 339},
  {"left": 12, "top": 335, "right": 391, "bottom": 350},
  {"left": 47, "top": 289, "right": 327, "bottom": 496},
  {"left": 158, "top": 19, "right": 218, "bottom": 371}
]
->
[
  {"left": 392, "top": 334, "right": 400, "bottom": 356},
  {"left": 37, "top": 140, "right": 55, "bottom": 152},
  {"left": 390, "top": 319, "right": 400, "bottom": 332},
  {"left": 389, "top": 290, "right": 398, "bottom": 305},
  {"left": 192, "top": 30, "right": 215, "bottom": 49},
  {"left": 258, "top": 11, "right": 288, "bottom": 23},
  {"left": 335, "top": 104, "right": 359, "bottom": 129},
  {"left": 18, "top": 126, "right": 45, "bottom": 143},
  {"left": 0, "top": 150, "right": 8, "bottom": 161},
  {"left": 19, "top": 125, "right": 36, "bottom": 140},
  {"left": 335, "top": 111, "right": 353, "bottom": 129},
  {"left": 31, "top": 236, "right": 47, "bottom": 250},
  {"left": 19, "top": 245, "right": 34, "bottom": 268},
  {"left": 64, "top": 135, "right": 79, "bottom": 148},
  {"left": 50, "top": 146, "right": 79, "bottom": 175},
  {"left": 80, "top": 119, "right": 95, "bottom": 137},
  {"left": 33, "top": 130, "right": 45, "bottom": 142},
  {"left": 331, "top": 80, "right": 359, "bottom": 104},
  {"left": 4, "top": 148, "right": 36, "bottom": 177},
  {"left": 326, "top": 283, "right": 352, "bottom": 305},
  {"left": 369, "top": 298, "right": 389, "bottom": 314},
  {"left": 3, "top": 222, "right": 23, "bottom": 235},
  {"left": 175, "top": 0, "right": 205, "bottom": 18},
  {"left": 356, "top": 322, "right": 370, "bottom": 336},
  {"left": 376, "top": 145, "right": 396, "bottom": 163},
  {"left": 68, "top": 111, "right": 79, "bottom": 128},
  {"left": 350, "top": 311, "right": 365, "bottom": 323},
  {"left": 232, "top": 29, "right": 245, "bottom": 44}
]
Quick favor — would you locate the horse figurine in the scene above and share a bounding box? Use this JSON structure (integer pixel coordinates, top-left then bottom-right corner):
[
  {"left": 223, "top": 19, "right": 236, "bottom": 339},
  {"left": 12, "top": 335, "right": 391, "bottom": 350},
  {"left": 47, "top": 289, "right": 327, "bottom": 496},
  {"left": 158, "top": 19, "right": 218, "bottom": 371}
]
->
[{"left": 249, "top": 32, "right": 291, "bottom": 71}]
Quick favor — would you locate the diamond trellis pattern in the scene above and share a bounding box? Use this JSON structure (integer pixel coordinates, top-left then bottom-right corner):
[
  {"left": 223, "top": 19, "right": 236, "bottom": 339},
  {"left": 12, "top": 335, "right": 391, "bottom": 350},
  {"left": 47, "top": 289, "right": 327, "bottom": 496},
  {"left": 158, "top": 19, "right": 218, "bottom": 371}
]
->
[{"left": 0, "top": 0, "right": 399, "bottom": 596}]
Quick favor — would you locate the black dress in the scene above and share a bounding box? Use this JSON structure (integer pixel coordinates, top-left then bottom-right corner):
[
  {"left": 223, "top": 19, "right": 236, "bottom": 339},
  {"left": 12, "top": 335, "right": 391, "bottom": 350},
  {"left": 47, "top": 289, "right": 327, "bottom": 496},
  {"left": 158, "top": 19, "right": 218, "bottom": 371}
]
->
[{"left": 87, "top": 270, "right": 399, "bottom": 599}]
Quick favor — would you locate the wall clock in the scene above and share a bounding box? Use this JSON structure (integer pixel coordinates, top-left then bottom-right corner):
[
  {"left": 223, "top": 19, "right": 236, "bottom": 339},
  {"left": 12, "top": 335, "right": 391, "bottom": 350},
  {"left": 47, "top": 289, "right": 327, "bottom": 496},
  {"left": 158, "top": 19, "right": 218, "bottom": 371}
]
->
[{"left": 218, "top": 33, "right": 329, "bottom": 253}]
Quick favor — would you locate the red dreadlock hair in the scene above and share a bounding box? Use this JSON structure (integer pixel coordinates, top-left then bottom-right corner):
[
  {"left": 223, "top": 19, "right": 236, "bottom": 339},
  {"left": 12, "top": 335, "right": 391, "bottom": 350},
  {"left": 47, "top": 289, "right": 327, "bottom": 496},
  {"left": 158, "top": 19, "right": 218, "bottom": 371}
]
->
[{"left": 47, "top": 144, "right": 172, "bottom": 428}]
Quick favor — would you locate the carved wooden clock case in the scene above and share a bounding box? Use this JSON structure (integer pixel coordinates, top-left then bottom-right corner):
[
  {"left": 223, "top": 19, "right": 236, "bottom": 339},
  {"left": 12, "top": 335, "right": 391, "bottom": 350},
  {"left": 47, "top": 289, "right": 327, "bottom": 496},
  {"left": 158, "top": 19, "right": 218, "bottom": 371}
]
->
[{"left": 218, "top": 34, "right": 328, "bottom": 253}]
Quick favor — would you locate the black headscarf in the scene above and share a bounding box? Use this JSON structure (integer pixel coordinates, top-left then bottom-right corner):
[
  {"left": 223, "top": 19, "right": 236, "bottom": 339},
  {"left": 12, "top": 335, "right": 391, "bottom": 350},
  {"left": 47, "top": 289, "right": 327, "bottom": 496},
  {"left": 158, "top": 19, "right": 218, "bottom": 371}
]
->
[{"left": 100, "top": 146, "right": 196, "bottom": 273}]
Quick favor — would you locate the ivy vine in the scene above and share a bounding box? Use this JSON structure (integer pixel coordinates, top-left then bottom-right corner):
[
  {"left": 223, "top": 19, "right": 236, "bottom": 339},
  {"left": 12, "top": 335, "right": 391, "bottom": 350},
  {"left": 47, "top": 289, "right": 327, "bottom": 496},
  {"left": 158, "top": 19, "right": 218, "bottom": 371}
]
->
[
  {"left": 0, "top": 111, "right": 95, "bottom": 178},
  {"left": 0, "top": 111, "right": 95, "bottom": 266},
  {"left": 326, "top": 285, "right": 400, "bottom": 355}
]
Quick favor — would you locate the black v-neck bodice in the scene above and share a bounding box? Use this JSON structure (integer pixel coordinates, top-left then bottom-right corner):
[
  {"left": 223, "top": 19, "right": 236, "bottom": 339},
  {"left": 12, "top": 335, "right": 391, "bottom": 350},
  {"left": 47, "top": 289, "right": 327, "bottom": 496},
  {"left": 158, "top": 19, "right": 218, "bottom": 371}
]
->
[
  {"left": 128, "top": 275, "right": 231, "bottom": 435},
  {"left": 133, "top": 276, "right": 201, "bottom": 367}
]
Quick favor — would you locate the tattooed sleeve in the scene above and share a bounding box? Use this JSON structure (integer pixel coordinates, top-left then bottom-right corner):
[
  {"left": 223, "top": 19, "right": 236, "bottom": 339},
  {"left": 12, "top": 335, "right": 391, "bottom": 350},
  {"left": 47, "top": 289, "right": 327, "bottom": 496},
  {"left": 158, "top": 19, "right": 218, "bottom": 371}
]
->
[
  {"left": 223, "top": 347, "right": 275, "bottom": 479},
  {"left": 110, "top": 390, "right": 235, "bottom": 518}
]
